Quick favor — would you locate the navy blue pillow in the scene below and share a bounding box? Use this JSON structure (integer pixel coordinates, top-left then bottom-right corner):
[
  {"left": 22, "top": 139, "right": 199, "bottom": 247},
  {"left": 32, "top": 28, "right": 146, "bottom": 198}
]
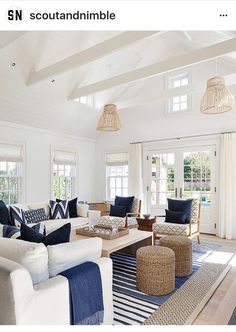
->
[
  {"left": 0, "top": 200, "right": 11, "bottom": 225},
  {"left": 110, "top": 205, "right": 127, "bottom": 218},
  {"left": 20, "top": 223, "right": 71, "bottom": 246},
  {"left": 56, "top": 197, "right": 78, "bottom": 218},
  {"left": 114, "top": 196, "right": 134, "bottom": 213},
  {"left": 167, "top": 198, "right": 193, "bottom": 223},
  {"left": 165, "top": 209, "right": 187, "bottom": 224}
]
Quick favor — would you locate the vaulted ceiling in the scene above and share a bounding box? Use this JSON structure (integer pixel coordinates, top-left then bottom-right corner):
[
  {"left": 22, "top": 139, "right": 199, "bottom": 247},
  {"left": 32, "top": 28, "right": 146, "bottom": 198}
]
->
[{"left": 0, "top": 30, "right": 236, "bottom": 139}]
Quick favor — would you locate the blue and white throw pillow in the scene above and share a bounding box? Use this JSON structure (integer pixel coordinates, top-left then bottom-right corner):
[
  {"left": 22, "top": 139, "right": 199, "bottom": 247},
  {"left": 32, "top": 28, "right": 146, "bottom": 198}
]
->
[
  {"left": 9, "top": 205, "right": 26, "bottom": 227},
  {"left": 49, "top": 200, "right": 69, "bottom": 219},
  {"left": 0, "top": 223, "right": 45, "bottom": 239},
  {"left": 0, "top": 224, "right": 20, "bottom": 239},
  {"left": 24, "top": 208, "right": 47, "bottom": 224}
]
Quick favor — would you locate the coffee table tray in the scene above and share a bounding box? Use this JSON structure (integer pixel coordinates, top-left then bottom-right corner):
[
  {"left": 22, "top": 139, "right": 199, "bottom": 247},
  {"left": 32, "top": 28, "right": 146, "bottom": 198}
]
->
[{"left": 76, "top": 225, "right": 129, "bottom": 240}]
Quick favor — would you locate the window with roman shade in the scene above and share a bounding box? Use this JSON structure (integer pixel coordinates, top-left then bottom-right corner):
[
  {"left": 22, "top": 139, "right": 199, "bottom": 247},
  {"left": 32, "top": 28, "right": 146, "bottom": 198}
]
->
[
  {"left": 0, "top": 143, "right": 24, "bottom": 204},
  {"left": 52, "top": 149, "right": 77, "bottom": 200},
  {"left": 105, "top": 152, "right": 128, "bottom": 201}
]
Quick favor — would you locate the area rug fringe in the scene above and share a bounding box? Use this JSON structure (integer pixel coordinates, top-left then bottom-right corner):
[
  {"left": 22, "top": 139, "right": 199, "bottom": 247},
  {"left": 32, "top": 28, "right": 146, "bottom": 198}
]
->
[{"left": 143, "top": 262, "right": 231, "bottom": 325}]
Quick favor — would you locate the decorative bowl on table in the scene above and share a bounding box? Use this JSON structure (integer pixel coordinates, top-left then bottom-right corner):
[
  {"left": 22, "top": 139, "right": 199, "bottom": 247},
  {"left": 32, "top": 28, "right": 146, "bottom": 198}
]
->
[{"left": 143, "top": 214, "right": 151, "bottom": 219}]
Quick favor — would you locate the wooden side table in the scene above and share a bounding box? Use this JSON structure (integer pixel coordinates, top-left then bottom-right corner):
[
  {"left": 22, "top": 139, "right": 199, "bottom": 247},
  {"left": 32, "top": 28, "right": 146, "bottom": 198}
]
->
[{"left": 136, "top": 216, "right": 156, "bottom": 232}]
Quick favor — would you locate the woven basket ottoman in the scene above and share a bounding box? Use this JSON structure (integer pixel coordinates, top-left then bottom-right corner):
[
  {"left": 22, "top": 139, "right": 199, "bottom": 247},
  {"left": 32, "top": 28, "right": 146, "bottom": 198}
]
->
[
  {"left": 136, "top": 246, "right": 175, "bottom": 296},
  {"left": 160, "top": 235, "right": 192, "bottom": 277}
]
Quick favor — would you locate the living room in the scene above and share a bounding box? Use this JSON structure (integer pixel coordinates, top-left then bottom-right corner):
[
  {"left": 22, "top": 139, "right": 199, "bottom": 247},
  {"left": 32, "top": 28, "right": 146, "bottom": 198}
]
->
[{"left": 0, "top": 0, "right": 236, "bottom": 329}]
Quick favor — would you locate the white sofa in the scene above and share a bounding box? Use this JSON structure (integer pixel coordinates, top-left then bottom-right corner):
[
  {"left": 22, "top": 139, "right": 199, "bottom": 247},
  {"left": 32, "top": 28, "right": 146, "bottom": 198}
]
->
[
  {"left": 0, "top": 236, "right": 113, "bottom": 325},
  {"left": 9, "top": 202, "right": 101, "bottom": 234}
]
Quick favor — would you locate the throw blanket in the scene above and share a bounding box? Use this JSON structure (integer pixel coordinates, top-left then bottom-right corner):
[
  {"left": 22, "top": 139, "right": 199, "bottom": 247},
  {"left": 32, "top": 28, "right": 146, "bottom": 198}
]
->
[{"left": 60, "top": 262, "right": 104, "bottom": 325}]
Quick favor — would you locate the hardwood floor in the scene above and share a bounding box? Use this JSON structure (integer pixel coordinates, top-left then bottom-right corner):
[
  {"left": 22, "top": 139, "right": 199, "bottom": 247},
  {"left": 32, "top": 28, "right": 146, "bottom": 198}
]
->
[{"left": 193, "top": 234, "right": 236, "bottom": 325}]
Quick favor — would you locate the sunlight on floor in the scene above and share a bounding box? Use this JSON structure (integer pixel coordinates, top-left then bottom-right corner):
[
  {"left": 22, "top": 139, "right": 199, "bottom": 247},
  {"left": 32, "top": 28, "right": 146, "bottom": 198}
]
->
[{"left": 204, "top": 251, "right": 234, "bottom": 265}]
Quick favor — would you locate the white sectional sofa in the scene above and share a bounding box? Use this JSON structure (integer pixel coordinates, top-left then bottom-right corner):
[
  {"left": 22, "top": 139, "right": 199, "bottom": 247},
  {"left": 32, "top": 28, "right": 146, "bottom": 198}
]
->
[
  {"left": 10, "top": 202, "right": 101, "bottom": 234},
  {"left": 0, "top": 236, "right": 113, "bottom": 325}
]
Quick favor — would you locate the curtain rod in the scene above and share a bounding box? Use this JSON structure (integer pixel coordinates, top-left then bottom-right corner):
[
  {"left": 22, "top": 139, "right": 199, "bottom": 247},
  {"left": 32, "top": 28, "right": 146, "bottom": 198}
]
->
[{"left": 130, "top": 131, "right": 236, "bottom": 145}]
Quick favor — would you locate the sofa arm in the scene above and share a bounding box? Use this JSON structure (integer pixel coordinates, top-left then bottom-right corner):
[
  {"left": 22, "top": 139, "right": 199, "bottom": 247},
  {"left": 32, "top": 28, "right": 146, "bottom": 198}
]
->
[
  {"left": 0, "top": 257, "right": 34, "bottom": 325},
  {"left": 93, "top": 257, "right": 113, "bottom": 325},
  {"left": 88, "top": 210, "right": 101, "bottom": 225}
]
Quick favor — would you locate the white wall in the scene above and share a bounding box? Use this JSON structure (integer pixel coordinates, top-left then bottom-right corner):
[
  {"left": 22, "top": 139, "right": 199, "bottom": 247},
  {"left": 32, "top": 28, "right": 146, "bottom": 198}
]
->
[
  {"left": 0, "top": 121, "right": 95, "bottom": 203},
  {"left": 95, "top": 64, "right": 236, "bottom": 201}
]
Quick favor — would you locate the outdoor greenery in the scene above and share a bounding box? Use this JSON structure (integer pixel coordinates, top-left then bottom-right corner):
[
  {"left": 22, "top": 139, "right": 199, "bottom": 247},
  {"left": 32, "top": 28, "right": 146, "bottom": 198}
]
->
[
  {"left": 151, "top": 151, "right": 211, "bottom": 204},
  {"left": 53, "top": 173, "right": 72, "bottom": 200},
  {"left": 0, "top": 161, "right": 20, "bottom": 204}
]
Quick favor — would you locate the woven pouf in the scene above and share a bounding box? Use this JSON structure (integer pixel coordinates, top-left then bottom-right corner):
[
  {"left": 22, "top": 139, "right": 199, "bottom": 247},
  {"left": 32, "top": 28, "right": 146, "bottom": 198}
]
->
[
  {"left": 160, "top": 235, "right": 192, "bottom": 277},
  {"left": 136, "top": 246, "right": 175, "bottom": 296}
]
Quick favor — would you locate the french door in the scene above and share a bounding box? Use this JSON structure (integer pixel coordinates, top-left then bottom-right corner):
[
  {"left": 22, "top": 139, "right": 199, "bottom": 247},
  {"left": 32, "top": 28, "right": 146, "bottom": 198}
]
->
[{"left": 147, "top": 145, "right": 216, "bottom": 234}]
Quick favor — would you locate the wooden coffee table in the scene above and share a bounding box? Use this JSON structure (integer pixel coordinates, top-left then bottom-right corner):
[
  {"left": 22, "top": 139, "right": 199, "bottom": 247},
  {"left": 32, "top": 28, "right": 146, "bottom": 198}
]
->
[{"left": 73, "top": 228, "right": 153, "bottom": 257}]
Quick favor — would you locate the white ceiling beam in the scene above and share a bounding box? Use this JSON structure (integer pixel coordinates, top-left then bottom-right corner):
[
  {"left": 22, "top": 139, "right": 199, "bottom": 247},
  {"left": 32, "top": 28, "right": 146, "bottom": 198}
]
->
[
  {"left": 0, "top": 32, "right": 27, "bottom": 49},
  {"left": 69, "top": 37, "right": 236, "bottom": 100},
  {"left": 28, "top": 31, "right": 159, "bottom": 85}
]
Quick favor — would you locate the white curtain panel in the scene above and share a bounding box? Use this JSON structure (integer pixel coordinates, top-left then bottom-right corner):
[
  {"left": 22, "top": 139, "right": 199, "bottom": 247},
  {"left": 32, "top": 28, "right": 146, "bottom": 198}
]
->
[
  {"left": 128, "top": 143, "right": 143, "bottom": 202},
  {"left": 218, "top": 133, "right": 236, "bottom": 240}
]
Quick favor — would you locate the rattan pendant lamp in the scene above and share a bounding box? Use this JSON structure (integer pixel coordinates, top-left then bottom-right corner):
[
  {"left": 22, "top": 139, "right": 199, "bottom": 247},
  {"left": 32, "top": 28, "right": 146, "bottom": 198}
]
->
[
  {"left": 200, "top": 60, "right": 234, "bottom": 114},
  {"left": 97, "top": 104, "right": 121, "bottom": 131}
]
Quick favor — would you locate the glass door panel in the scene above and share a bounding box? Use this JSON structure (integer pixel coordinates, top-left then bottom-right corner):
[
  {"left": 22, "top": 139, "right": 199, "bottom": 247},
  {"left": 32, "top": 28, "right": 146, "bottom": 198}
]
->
[
  {"left": 148, "top": 145, "right": 216, "bottom": 234},
  {"left": 151, "top": 153, "right": 175, "bottom": 207},
  {"left": 182, "top": 150, "right": 212, "bottom": 206}
]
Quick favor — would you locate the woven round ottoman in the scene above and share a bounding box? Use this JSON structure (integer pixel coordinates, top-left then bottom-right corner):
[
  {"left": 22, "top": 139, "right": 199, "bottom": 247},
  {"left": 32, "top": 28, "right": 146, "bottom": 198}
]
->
[
  {"left": 136, "top": 246, "right": 175, "bottom": 296},
  {"left": 160, "top": 235, "right": 192, "bottom": 277}
]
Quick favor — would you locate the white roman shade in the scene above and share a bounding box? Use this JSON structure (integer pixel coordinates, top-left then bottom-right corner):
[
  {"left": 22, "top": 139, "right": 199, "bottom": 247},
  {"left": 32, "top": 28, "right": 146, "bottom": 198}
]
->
[
  {"left": 53, "top": 150, "right": 77, "bottom": 165},
  {"left": 106, "top": 152, "right": 128, "bottom": 166},
  {"left": 0, "top": 143, "right": 23, "bottom": 162}
]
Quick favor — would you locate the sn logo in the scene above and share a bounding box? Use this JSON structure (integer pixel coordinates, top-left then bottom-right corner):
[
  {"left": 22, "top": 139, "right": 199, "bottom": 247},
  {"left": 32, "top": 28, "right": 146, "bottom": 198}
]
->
[{"left": 7, "top": 7, "right": 23, "bottom": 24}]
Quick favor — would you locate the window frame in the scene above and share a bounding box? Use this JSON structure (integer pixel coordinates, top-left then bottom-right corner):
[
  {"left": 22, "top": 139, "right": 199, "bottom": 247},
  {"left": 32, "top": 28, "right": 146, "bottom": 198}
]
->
[
  {"left": 0, "top": 142, "right": 25, "bottom": 205},
  {"left": 51, "top": 147, "right": 78, "bottom": 200},
  {"left": 106, "top": 164, "right": 128, "bottom": 201},
  {"left": 165, "top": 71, "right": 192, "bottom": 116},
  {"left": 105, "top": 151, "right": 129, "bottom": 201}
]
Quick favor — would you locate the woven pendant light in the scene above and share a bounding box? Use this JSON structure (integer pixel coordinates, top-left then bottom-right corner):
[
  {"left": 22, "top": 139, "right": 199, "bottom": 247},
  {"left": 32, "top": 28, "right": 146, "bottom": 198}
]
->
[
  {"left": 200, "top": 76, "right": 234, "bottom": 114},
  {"left": 97, "top": 104, "right": 121, "bottom": 131}
]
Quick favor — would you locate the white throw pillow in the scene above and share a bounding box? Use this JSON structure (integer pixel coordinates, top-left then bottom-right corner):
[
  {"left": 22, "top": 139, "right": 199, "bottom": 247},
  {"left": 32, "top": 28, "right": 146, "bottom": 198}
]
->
[
  {"left": 0, "top": 237, "right": 49, "bottom": 284},
  {"left": 76, "top": 203, "right": 89, "bottom": 218},
  {"left": 47, "top": 237, "right": 102, "bottom": 277}
]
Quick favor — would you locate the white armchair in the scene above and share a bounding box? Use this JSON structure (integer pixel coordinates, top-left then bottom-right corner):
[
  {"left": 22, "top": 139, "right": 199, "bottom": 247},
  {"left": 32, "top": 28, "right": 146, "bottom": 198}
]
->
[{"left": 0, "top": 237, "right": 113, "bottom": 325}]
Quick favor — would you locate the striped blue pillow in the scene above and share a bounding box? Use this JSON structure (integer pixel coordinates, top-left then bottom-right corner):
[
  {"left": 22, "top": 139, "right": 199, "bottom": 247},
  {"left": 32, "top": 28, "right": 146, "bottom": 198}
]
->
[{"left": 0, "top": 224, "right": 20, "bottom": 238}]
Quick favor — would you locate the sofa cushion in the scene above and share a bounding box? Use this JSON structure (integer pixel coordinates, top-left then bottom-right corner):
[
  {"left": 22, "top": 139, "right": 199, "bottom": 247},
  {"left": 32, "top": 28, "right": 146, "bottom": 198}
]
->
[
  {"left": 152, "top": 222, "right": 198, "bottom": 236},
  {"left": 24, "top": 208, "right": 47, "bottom": 224},
  {"left": 57, "top": 197, "right": 78, "bottom": 218},
  {"left": 97, "top": 216, "right": 125, "bottom": 228},
  {"left": 38, "top": 217, "right": 88, "bottom": 234},
  {"left": 115, "top": 196, "right": 134, "bottom": 213},
  {"left": 165, "top": 209, "right": 187, "bottom": 224},
  {"left": 21, "top": 223, "right": 71, "bottom": 246},
  {"left": 49, "top": 200, "right": 69, "bottom": 219},
  {"left": 167, "top": 198, "right": 193, "bottom": 223},
  {"left": 110, "top": 204, "right": 127, "bottom": 217},
  {"left": 9, "top": 205, "right": 27, "bottom": 226},
  {"left": 77, "top": 203, "right": 89, "bottom": 218},
  {"left": 0, "top": 237, "right": 49, "bottom": 284},
  {"left": 47, "top": 237, "right": 102, "bottom": 277},
  {"left": 0, "top": 200, "right": 11, "bottom": 225}
]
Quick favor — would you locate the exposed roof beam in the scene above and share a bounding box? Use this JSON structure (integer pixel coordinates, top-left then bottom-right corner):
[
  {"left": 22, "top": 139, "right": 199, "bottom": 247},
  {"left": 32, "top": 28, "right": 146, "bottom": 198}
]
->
[
  {"left": 69, "top": 37, "right": 236, "bottom": 100},
  {"left": 28, "top": 31, "right": 159, "bottom": 85},
  {"left": 0, "top": 32, "right": 27, "bottom": 49}
]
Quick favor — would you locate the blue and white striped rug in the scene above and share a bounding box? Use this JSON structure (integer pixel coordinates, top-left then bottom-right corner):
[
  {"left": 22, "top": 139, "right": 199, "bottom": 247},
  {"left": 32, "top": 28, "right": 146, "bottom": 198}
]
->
[{"left": 111, "top": 242, "right": 221, "bottom": 325}]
